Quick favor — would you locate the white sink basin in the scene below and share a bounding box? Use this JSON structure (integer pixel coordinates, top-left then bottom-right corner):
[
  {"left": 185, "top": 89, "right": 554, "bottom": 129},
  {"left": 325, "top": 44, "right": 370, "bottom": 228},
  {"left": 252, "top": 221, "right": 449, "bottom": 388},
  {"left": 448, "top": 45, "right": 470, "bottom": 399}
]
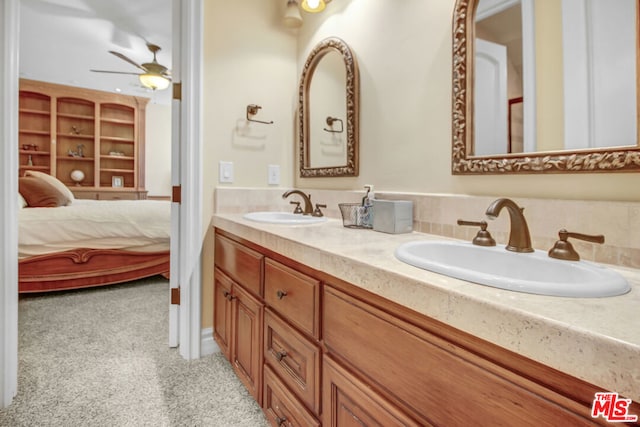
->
[
  {"left": 243, "top": 211, "right": 328, "bottom": 225},
  {"left": 395, "top": 240, "right": 630, "bottom": 297}
]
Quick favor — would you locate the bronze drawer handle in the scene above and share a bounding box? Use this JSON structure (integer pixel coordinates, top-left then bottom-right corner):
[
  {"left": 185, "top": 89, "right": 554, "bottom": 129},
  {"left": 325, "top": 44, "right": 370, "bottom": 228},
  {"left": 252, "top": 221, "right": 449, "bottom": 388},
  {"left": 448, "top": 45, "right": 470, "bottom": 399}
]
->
[
  {"left": 276, "top": 416, "right": 287, "bottom": 426},
  {"left": 276, "top": 290, "right": 288, "bottom": 300},
  {"left": 223, "top": 291, "right": 235, "bottom": 301},
  {"left": 275, "top": 350, "right": 287, "bottom": 361}
]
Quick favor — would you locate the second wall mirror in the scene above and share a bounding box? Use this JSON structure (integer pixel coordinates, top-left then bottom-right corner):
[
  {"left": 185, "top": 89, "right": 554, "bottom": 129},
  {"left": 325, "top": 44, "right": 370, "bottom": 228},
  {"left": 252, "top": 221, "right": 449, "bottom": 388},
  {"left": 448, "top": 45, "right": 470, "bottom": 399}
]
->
[
  {"left": 299, "top": 37, "right": 360, "bottom": 177},
  {"left": 452, "top": 0, "right": 640, "bottom": 174}
]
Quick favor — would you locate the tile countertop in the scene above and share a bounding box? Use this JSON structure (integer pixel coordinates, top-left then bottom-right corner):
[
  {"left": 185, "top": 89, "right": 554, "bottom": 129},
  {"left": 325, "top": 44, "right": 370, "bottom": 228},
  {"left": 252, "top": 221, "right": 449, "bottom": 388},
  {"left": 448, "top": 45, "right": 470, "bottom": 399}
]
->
[{"left": 212, "top": 213, "right": 640, "bottom": 402}]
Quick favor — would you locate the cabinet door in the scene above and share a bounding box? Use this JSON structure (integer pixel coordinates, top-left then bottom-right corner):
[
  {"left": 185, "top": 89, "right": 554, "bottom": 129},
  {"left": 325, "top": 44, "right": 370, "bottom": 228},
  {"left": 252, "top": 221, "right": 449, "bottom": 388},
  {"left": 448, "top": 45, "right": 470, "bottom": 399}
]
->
[
  {"left": 323, "top": 356, "right": 420, "bottom": 427},
  {"left": 213, "top": 268, "right": 233, "bottom": 360},
  {"left": 232, "top": 283, "right": 264, "bottom": 405}
]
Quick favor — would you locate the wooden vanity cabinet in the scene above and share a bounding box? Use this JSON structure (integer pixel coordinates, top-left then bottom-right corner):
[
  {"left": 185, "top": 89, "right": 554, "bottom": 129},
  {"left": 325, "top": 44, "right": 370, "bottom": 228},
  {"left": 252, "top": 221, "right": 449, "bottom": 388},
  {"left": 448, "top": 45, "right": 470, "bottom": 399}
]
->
[{"left": 214, "top": 229, "right": 637, "bottom": 426}]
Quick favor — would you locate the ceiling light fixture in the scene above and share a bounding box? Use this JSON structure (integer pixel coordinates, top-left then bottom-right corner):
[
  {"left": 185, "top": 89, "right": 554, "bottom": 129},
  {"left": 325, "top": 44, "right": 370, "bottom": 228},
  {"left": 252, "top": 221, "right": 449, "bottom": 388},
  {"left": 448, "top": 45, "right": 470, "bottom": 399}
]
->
[
  {"left": 301, "top": 0, "right": 332, "bottom": 13},
  {"left": 139, "top": 73, "right": 170, "bottom": 91},
  {"left": 283, "top": 0, "right": 303, "bottom": 28}
]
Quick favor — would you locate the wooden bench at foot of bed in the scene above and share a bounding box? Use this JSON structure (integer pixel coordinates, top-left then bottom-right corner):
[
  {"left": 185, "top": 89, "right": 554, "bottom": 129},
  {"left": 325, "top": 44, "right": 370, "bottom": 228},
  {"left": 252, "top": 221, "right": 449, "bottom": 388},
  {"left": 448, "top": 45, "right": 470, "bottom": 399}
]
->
[{"left": 19, "top": 248, "right": 170, "bottom": 293}]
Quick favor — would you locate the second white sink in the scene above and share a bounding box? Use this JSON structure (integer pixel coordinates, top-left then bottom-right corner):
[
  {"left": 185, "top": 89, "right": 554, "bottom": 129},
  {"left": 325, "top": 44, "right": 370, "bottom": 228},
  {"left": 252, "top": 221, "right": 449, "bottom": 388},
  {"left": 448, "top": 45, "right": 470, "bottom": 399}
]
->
[
  {"left": 243, "top": 211, "right": 328, "bottom": 225},
  {"left": 395, "top": 240, "right": 630, "bottom": 298}
]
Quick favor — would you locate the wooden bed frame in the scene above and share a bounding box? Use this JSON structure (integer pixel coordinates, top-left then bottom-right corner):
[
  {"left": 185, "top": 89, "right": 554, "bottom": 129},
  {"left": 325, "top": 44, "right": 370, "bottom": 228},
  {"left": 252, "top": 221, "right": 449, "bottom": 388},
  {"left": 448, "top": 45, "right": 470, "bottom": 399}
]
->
[{"left": 19, "top": 248, "right": 170, "bottom": 293}]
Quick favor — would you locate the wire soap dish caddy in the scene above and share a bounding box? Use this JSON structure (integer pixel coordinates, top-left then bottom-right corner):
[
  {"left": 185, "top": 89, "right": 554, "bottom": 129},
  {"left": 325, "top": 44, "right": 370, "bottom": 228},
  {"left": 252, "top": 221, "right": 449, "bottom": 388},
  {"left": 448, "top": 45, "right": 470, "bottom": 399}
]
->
[{"left": 338, "top": 203, "right": 372, "bottom": 229}]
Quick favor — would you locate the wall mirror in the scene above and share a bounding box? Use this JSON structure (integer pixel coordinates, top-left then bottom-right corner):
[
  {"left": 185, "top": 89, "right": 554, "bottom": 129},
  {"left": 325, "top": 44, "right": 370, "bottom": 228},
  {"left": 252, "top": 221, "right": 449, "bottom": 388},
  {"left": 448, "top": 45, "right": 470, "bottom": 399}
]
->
[
  {"left": 299, "top": 37, "right": 359, "bottom": 177},
  {"left": 452, "top": 0, "right": 640, "bottom": 174}
]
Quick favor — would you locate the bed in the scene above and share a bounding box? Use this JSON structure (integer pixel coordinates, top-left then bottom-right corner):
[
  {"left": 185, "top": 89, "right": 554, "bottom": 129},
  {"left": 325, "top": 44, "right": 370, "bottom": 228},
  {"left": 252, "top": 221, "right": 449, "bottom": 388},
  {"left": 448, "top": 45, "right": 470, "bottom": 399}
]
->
[{"left": 18, "top": 172, "right": 170, "bottom": 293}]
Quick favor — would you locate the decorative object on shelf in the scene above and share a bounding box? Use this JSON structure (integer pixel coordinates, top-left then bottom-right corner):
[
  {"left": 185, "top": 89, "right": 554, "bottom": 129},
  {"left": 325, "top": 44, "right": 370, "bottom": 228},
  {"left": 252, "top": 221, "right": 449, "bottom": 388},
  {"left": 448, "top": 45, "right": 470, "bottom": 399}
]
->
[
  {"left": 22, "top": 144, "right": 37, "bottom": 151},
  {"left": 246, "top": 104, "right": 274, "bottom": 125},
  {"left": 27, "top": 155, "right": 33, "bottom": 166},
  {"left": 70, "top": 126, "right": 82, "bottom": 135},
  {"left": 70, "top": 169, "right": 85, "bottom": 186},
  {"left": 108, "top": 151, "right": 125, "bottom": 157},
  {"left": 112, "top": 176, "right": 124, "bottom": 188},
  {"left": 67, "top": 144, "right": 85, "bottom": 158}
]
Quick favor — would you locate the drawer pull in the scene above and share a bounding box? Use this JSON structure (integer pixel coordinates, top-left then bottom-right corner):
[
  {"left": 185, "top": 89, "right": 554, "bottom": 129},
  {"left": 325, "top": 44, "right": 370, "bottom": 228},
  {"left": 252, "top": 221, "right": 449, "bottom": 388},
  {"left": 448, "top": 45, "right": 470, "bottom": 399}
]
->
[
  {"left": 276, "top": 416, "right": 288, "bottom": 426},
  {"left": 276, "top": 290, "right": 288, "bottom": 300},
  {"left": 223, "top": 291, "right": 235, "bottom": 301},
  {"left": 275, "top": 350, "right": 288, "bottom": 361}
]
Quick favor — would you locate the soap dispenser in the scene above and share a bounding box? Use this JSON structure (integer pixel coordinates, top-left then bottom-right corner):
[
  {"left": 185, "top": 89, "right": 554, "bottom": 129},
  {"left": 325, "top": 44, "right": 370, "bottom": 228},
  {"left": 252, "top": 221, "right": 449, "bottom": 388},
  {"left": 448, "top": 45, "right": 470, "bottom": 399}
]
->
[{"left": 359, "top": 185, "right": 374, "bottom": 227}]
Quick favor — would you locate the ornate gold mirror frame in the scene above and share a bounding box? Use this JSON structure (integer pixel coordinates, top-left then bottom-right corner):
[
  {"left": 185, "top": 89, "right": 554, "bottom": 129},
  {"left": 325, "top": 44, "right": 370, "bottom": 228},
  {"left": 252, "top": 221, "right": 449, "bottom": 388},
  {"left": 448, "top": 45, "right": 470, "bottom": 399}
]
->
[
  {"left": 452, "top": 0, "right": 640, "bottom": 174},
  {"left": 299, "top": 37, "right": 359, "bottom": 177}
]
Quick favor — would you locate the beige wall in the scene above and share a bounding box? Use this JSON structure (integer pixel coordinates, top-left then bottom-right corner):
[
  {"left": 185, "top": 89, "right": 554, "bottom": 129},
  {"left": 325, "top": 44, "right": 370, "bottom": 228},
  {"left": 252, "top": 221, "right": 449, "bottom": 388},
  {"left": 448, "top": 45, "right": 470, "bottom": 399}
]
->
[
  {"left": 293, "top": 0, "right": 639, "bottom": 201},
  {"left": 200, "top": 0, "right": 640, "bottom": 328},
  {"left": 201, "top": 0, "right": 298, "bottom": 327}
]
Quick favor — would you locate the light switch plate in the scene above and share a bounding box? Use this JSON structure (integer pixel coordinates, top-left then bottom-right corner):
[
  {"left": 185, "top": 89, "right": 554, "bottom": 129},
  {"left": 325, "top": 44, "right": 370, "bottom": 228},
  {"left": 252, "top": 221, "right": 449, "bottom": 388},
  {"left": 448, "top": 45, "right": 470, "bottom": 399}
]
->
[
  {"left": 268, "top": 164, "right": 280, "bottom": 185},
  {"left": 219, "top": 161, "right": 234, "bottom": 183}
]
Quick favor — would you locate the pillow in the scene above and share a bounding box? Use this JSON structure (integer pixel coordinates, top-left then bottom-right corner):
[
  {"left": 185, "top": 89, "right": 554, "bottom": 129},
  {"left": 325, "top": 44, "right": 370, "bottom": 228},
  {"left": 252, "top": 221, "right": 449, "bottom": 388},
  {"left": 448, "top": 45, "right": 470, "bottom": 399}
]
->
[
  {"left": 18, "top": 192, "right": 27, "bottom": 209},
  {"left": 19, "top": 176, "right": 70, "bottom": 207},
  {"left": 24, "top": 170, "right": 74, "bottom": 205}
]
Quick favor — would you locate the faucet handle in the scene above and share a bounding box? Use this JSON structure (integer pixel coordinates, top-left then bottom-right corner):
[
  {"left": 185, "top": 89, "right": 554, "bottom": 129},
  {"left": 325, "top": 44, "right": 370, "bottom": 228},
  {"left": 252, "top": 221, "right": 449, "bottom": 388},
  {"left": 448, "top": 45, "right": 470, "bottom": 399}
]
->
[
  {"left": 290, "top": 201, "right": 303, "bottom": 214},
  {"left": 457, "top": 219, "right": 496, "bottom": 247},
  {"left": 313, "top": 203, "right": 327, "bottom": 217},
  {"left": 548, "top": 229, "right": 605, "bottom": 261}
]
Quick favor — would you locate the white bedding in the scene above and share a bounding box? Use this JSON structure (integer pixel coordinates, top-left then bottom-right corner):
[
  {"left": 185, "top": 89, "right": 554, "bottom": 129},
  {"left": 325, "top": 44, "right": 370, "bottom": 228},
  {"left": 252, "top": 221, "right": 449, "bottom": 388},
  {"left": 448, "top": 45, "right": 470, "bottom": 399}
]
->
[{"left": 19, "top": 199, "right": 170, "bottom": 258}]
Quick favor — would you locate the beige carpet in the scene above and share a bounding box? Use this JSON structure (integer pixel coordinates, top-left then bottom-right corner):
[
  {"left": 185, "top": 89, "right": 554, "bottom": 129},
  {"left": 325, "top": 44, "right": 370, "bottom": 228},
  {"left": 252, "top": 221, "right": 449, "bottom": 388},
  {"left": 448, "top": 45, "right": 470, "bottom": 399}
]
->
[{"left": 0, "top": 277, "right": 268, "bottom": 426}]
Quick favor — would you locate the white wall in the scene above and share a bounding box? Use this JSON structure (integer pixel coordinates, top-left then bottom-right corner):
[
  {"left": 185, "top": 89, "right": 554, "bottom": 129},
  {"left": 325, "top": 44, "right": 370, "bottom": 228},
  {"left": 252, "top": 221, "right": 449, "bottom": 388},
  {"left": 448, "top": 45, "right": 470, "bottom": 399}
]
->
[{"left": 145, "top": 102, "right": 172, "bottom": 197}]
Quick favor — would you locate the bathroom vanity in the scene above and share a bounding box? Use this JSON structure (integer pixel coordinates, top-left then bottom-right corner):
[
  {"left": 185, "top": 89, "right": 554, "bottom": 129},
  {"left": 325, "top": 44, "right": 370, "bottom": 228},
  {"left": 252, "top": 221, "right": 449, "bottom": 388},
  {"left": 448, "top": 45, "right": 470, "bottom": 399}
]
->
[{"left": 212, "top": 214, "right": 640, "bottom": 426}]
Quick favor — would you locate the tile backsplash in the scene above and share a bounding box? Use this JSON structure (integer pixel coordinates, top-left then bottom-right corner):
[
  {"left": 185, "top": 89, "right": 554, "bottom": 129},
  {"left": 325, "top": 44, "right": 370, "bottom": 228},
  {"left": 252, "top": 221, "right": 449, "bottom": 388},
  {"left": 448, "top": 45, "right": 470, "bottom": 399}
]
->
[{"left": 214, "top": 187, "right": 640, "bottom": 270}]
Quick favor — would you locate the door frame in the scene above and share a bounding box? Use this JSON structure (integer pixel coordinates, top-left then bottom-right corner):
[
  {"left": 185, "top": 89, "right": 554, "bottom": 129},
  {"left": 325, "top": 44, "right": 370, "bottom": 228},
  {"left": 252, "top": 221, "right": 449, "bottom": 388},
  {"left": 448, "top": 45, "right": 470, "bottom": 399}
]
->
[
  {"left": 0, "top": 0, "right": 19, "bottom": 409},
  {"left": 0, "top": 0, "right": 204, "bottom": 407},
  {"left": 171, "top": 0, "right": 204, "bottom": 359}
]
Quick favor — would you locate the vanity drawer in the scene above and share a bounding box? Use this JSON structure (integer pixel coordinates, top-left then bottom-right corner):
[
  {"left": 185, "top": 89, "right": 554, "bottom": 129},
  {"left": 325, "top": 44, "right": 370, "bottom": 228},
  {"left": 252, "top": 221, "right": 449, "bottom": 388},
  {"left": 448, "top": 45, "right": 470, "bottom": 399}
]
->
[
  {"left": 215, "top": 233, "right": 263, "bottom": 297},
  {"left": 263, "top": 365, "right": 320, "bottom": 427},
  {"left": 264, "top": 309, "right": 321, "bottom": 415},
  {"left": 264, "top": 258, "right": 320, "bottom": 339}
]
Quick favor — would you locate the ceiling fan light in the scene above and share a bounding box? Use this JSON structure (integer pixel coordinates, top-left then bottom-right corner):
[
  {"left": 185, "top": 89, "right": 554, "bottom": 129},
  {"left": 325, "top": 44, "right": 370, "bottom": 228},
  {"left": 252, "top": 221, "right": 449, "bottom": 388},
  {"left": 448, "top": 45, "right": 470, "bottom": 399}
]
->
[
  {"left": 139, "top": 73, "right": 170, "bottom": 91},
  {"left": 301, "top": 0, "right": 329, "bottom": 13}
]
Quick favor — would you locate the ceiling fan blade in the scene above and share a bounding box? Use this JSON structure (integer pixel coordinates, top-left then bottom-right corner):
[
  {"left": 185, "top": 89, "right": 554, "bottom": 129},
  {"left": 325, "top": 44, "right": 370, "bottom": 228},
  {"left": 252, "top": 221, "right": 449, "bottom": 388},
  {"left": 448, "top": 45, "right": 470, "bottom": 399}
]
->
[
  {"left": 90, "top": 69, "right": 141, "bottom": 76},
  {"left": 108, "top": 51, "right": 147, "bottom": 72}
]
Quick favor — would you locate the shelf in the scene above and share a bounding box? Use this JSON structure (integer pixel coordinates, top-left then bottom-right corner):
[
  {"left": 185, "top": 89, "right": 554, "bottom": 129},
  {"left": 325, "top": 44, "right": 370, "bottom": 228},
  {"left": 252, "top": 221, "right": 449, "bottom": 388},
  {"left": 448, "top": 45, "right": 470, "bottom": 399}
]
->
[
  {"left": 58, "top": 157, "right": 95, "bottom": 162},
  {"left": 100, "top": 168, "right": 134, "bottom": 174},
  {"left": 100, "top": 136, "right": 135, "bottom": 143},
  {"left": 19, "top": 165, "right": 49, "bottom": 171},
  {"left": 56, "top": 133, "right": 95, "bottom": 140},
  {"left": 19, "top": 150, "right": 50, "bottom": 155},
  {"left": 57, "top": 112, "right": 94, "bottom": 120},
  {"left": 19, "top": 79, "right": 147, "bottom": 193},
  {"left": 101, "top": 155, "right": 135, "bottom": 160},
  {"left": 19, "top": 129, "right": 50, "bottom": 135},
  {"left": 100, "top": 117, "right": 135, "bottom": 125},
  {"left": 19, "top": 108, "right": 50, "bottom": 116}
]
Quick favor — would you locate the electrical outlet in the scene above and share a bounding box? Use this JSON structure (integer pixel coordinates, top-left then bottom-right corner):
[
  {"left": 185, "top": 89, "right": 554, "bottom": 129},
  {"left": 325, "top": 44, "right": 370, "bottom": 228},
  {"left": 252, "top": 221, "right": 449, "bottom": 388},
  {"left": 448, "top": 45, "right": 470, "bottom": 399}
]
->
[
  {"left": 268, "top": 164, "right": 280, "bottom": 185},
  {"left": 219, "top": 161, "right": 234, "bottom": 183}
]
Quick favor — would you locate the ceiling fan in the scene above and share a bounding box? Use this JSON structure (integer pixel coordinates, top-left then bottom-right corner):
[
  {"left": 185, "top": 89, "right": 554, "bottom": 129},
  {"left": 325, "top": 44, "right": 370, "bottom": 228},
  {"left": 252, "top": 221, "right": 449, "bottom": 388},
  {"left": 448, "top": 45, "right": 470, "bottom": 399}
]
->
[{"left": 91, "top": 43, "right": 171, "bottom": 91}]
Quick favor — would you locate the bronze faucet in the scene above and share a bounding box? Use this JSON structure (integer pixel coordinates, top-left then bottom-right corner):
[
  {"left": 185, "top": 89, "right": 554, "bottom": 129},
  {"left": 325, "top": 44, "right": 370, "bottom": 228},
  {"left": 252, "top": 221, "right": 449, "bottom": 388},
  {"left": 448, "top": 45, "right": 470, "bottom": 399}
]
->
[
  {"left": 282, "top": 190, "right": 314, "bottom": 215},
  {"left": 485, "top": 198, "right": 534, "bottom": 253}
]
